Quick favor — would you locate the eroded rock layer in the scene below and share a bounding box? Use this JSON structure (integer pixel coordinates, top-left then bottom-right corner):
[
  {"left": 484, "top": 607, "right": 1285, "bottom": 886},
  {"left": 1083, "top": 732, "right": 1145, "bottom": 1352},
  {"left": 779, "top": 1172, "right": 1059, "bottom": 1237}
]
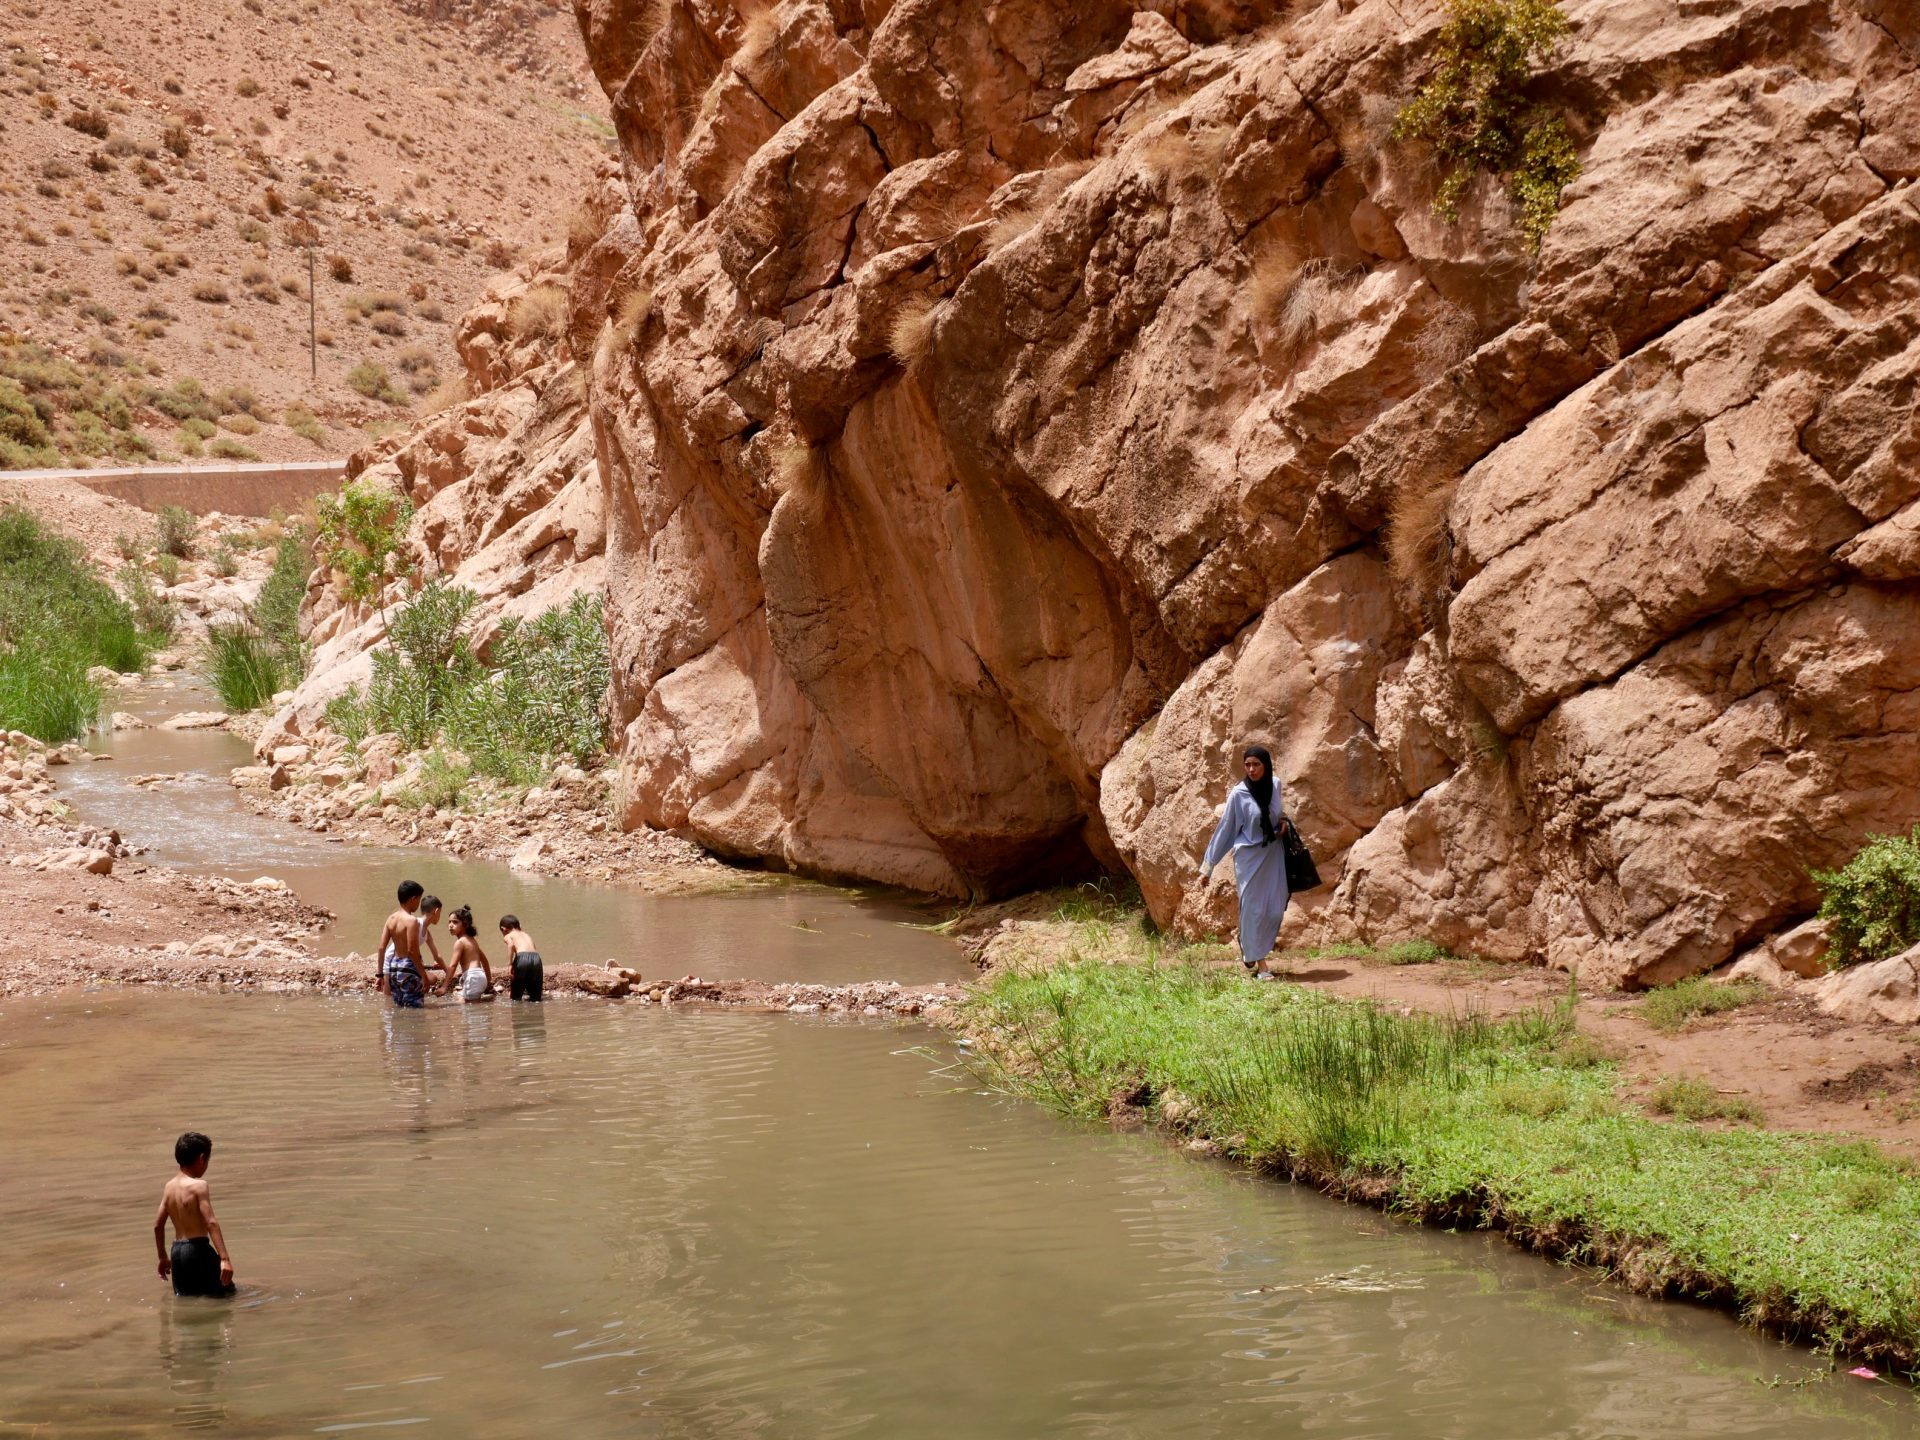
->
[{"left": 323, "top": 0, "right": 1918, "bottom": 985}]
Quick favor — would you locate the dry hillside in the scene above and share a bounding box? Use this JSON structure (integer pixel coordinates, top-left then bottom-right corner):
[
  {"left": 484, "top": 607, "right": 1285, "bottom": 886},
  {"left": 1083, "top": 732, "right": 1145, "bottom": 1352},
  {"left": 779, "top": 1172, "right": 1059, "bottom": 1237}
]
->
[{"left": 0, "top": 0, "right": 606, "bottom": 466}]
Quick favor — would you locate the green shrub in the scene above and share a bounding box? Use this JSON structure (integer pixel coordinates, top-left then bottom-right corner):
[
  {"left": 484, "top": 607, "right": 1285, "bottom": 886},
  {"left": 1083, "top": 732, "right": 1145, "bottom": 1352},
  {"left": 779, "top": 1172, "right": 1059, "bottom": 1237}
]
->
[
  {"left": 254, "top": 528, "right": 311, "bottom": 668},
  {"left": 154, "top": 504, "right": 196, "bottom": 558},
  {"left": 208, "top": 437, "right": 261, "bottom": 461},
  {"left": 1638, "top": 975, "right": 1766, "bottom": 1034},
  {"left": 346, "top": 359, "right": 406, "bottom": 405},
  {"left": 389, "top": 745, "right": 473, "bottom": 810},
  {"left": 326, "top": 582, "right": 609, "bottom": 782},
  {"left": 1393, "top": 0, "right": 1581, "bottom": 250},
  {"left": 154, "top": 552, "right": 181, "bottom": 587},
  {"left": 1814, "top": 830, "right": 1920, "bottom": 969},
  {"left": 0, "top": 506, "right": 157, "bottom": 738},
  {"left": 314, "top": 478, "right": 413, "bottom": 610},
  {"left": 119, "top": 563, "right": 176, "bottom": 639},
  {"left": 208, "top": 625, "right": 286, "bottom": 712},
  {"left": 284, "top": 405, "right": 326, "bottom": 444}
]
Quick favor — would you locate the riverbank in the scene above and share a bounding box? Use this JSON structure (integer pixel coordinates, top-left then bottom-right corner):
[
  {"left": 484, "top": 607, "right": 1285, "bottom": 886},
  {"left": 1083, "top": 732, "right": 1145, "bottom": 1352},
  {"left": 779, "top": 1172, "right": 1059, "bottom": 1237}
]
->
[{"left": 959, "top": 952, "right": 1920, "bottom": 1374}]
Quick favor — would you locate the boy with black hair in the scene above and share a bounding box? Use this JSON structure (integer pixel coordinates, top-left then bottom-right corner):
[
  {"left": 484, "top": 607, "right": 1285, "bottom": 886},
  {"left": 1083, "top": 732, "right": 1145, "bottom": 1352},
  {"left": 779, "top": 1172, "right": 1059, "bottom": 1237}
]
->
[
  {"left": 376, "top": 880, "right": 444, "bottom": 1007},
  {"left": 153, "top": 1131, "right": 235, "bottom": 1297}
]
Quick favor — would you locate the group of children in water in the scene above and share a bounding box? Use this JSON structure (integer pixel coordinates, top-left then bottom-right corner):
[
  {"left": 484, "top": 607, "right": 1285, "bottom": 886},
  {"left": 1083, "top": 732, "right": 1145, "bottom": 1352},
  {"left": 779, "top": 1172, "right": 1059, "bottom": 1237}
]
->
[
  {"left": 375, "top": 879, "right": 543, "bottom": 1007},
  {"left": 156, "top": 879, "right": 551, "bottom": 1296}
]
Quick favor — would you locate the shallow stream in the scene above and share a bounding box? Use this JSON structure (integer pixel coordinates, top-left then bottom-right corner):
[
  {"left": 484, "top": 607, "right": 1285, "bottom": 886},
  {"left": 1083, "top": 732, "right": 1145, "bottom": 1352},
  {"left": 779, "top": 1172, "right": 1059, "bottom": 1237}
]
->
[
  {"left": 7, "top": 688, "right": 1915, "bottom": 1435},
  {"left": 58, "top": 683, "right": 965, "bottom": 987}
]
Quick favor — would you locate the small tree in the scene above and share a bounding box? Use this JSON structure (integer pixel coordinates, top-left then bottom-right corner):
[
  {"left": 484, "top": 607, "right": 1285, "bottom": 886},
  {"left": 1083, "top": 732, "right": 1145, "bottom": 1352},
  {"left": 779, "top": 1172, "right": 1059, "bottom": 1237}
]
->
[
  {"left": 1813, "top": 830, "right": 1920, "bottom": 969},
  {"left": 314, "top": 477, "right": 413, "bottom": 613}
]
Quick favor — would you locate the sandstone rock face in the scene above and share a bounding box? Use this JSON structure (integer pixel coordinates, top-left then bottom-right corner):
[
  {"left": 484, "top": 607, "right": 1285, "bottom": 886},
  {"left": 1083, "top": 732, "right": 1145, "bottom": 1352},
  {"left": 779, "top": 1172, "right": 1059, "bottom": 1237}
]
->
[{"left": 322, "top": 0, "right": 1917, "bottom": 983}]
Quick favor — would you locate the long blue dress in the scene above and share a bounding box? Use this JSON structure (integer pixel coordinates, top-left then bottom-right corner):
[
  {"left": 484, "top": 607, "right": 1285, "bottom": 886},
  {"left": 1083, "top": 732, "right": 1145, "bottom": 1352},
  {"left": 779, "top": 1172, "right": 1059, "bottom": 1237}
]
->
[{"left": 1202, "top": 779, "right": 1291, "bottom": 966}]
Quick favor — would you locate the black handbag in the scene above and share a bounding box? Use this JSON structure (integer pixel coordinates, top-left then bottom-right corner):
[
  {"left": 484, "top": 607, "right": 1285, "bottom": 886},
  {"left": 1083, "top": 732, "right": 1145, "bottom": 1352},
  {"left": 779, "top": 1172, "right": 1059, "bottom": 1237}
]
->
[{"left": 1280, "top": 817, "right": 1322, "bottom": 892}]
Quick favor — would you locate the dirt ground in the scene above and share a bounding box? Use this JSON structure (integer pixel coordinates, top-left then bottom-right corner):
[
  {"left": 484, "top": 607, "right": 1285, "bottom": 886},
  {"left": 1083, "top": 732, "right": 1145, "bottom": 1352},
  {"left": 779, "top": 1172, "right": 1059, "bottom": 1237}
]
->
[{"left": 1276, "top": 954, "right": 1920, "bottom": 1156}]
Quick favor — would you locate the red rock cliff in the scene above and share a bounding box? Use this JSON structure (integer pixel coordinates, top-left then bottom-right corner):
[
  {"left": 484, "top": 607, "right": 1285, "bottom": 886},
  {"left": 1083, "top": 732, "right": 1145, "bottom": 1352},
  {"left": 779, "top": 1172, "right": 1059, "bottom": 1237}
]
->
[{"left": 533, "top": 0, "right": 1915, "bottom": 985}]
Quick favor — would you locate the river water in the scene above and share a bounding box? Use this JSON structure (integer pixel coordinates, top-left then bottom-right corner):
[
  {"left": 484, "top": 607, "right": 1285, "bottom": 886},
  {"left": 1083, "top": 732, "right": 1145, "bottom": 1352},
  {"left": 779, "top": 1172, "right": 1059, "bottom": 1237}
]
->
[
  {"left": 6, "top": 689, "right": 1914, "bottom": 1436},
  {"left": 57, "top": 684, "right": 966, "bottom": 987}
]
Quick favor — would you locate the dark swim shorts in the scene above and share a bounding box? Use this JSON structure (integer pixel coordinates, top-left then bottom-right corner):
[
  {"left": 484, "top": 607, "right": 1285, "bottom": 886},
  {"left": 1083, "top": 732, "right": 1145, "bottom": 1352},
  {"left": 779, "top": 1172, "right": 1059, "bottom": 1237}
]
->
[
  {"left": 510, "top": 951, "right": 543, "bottom": 1002},
  {"left": 170, "top": 1236, "right": 233, "bottom": 1297}
]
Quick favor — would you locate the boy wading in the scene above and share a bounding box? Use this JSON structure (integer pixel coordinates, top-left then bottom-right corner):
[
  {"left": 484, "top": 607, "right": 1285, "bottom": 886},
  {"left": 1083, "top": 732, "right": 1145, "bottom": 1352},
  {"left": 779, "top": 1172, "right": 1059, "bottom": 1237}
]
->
[{"left": 154, "top": 1131, "right": 235, "bottom": 1298}]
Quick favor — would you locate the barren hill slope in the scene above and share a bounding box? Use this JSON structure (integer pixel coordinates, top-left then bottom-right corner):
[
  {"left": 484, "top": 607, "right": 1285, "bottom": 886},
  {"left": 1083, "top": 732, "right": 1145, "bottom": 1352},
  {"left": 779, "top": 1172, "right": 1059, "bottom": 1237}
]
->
[{"left": 0, "top": 0, "right": 606, "bottom": 465}]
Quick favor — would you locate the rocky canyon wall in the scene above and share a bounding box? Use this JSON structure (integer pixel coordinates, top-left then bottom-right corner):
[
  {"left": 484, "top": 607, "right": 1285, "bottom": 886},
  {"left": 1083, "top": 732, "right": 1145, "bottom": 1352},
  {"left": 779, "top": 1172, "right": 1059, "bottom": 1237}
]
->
[{"left": 309, "top": 0, "right": 1920, "bottom": 987}]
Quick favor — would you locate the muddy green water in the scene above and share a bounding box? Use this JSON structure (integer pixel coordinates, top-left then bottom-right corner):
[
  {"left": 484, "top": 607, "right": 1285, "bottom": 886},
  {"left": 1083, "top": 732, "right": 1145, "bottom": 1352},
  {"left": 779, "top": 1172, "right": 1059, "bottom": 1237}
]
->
[
  {"left": 60, "top": 684, "right": 965, "bottom": 987},
  {"left": 15, "top": 688, "right": 1918, "bottom": 1435},
  {"left": 2, "top": 993, "right": 1914, "bottom": 1438}
]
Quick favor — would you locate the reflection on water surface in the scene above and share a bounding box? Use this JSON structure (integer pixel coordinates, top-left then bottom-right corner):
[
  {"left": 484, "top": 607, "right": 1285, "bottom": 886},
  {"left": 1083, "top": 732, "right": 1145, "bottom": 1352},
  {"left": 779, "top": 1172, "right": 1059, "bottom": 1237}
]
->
[{"left": 2, "top": 993, "right": 1912, "bottom": 1438}]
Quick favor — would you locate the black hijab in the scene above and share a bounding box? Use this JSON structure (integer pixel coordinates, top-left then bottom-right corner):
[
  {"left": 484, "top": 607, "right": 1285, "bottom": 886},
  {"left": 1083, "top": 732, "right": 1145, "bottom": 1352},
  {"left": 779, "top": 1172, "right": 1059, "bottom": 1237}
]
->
[{"left": 1242, "top": 745, "right": 1276, "bottom": 845}]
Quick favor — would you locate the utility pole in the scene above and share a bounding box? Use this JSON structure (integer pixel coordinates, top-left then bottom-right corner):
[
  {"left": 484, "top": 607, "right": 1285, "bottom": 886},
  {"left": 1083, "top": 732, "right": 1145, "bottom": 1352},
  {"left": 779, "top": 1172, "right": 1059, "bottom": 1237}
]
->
[{"left": 290, "top": 217, "right": 319, "bottom": 380}]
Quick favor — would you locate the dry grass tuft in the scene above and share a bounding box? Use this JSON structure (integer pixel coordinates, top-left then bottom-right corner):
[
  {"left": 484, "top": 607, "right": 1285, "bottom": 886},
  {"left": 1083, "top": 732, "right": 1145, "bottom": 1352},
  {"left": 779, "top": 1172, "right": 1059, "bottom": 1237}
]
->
[
  {"left": 509, "top": 284, "right": 569, "bottom": 342},
  {"left": 420, "top": 374, "right": 471, "bottom": 415},
  {"left": 1412, "top": 299, "right": 1478, "bottom": 374},
  {"left": 567, "top": 201, "right": 601, "bottom": 252},
  {"left": 983, "top": 161, "right": 1092, "bottom": 255},
  {"left": 887, "top": 293, "right": 939, "bottom": 371},
  {"left": 734, "top": 5, "right": 783, "bottom": 80},
  {"left": 1270, "top": 258, "right": 1358, "bottom": 363},
  {"left": 772, "top": 438, "right": 823, "bottom": 492},
  {"left": 1385, "top": 475, "right": 1459, "bottom": 618},
  {"left": 608, "top": 286, "right": 654, "bottom": 352}
]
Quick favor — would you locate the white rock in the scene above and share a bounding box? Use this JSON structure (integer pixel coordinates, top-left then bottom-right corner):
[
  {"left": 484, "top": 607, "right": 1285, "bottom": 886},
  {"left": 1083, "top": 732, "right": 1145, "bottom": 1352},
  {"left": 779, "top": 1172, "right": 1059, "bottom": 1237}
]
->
[
  {"left": 161, "top": 711, "right": 229, "bottom": 731},
  {"left": 272, "top": 744, "right": 313, "bottom": 767},
  {"left": 509, "top": 836, "right": 551, "bottom": 872},
  {"left": 1810, "top": 947, "right": 1920, "bottom": 1026}
]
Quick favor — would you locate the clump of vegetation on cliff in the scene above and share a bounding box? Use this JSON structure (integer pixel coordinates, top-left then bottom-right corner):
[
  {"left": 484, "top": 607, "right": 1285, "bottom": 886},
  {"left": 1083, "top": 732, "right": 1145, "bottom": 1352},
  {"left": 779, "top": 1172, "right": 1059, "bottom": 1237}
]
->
[
  {"left": 314, "top": 477, "right": 413, "bottom": 610},
  {"left": 0, "top": 506, "right": 154, "bottom": 739},
  {"left": 964, "top": 957, "right": 1920, "bottom": 1369},
  {"left": 1814, "top": 831, "right": 1920, "bottom": 969},
  {"left": 1393, "top": 0, "right": 1582, "bottom": 249},
  {"left": 325, "top": 579, "right": 609, "bottom": 785}
]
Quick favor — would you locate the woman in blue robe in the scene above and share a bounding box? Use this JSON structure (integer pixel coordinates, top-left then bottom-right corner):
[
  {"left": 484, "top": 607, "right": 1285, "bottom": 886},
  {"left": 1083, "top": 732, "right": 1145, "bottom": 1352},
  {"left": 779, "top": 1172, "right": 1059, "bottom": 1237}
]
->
[{"left": 1199, "top": 744, "right": 1290, "bottom": 979}]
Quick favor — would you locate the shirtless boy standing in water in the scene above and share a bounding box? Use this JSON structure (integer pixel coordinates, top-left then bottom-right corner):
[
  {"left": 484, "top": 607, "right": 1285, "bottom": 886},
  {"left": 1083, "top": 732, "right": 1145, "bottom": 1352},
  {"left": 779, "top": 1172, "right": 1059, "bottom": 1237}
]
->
[
  {"left": 375, "top": 881, "right": 447, "bottom": 1006},
  {"left": 154, "top": 1131, "right": 235, "bottom": 1297}
]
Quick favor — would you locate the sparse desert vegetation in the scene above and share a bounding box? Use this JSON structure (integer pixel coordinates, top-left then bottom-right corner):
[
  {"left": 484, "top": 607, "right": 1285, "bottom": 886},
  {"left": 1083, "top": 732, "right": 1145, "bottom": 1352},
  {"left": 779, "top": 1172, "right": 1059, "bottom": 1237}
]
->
[{"left": 0, "top": 6, "right": 610, "bottom": 463}]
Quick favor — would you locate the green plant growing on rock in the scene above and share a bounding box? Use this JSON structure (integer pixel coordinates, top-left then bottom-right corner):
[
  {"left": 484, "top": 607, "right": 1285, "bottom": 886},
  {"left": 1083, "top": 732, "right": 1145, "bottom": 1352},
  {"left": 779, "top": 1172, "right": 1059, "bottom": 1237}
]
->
[
  {"left": 325, "top": 581, "right": 609, "bottom": 785},
  {"left": 1393, "top": 0, "right": 1581, "bottom": 250},
  {"left": 314, "top": 477, "right": 413, "bottom": 611},
  {"left": 1814, "top": 830, "right": 1920, "bottom": 969}
]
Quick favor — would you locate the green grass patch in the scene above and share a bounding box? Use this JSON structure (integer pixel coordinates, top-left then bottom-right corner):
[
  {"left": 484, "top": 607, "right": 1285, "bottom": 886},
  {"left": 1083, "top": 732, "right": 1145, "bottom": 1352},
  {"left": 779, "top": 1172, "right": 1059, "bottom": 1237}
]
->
[
  {"left": 0, "top": 506, "right": 157, "bottom": 738},
  {"left": 962, "top": 957, "right": 1920, "bottom": 1368},
  {"left": 1646, "top": 1075, "right": 1764, "bottom": 1125},
  {"left": 1639, "top": 975, "right": 1767, "bottom": 1034},
  {"left": 207, "top": 625, "right": 287, "bottom": 713}
]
